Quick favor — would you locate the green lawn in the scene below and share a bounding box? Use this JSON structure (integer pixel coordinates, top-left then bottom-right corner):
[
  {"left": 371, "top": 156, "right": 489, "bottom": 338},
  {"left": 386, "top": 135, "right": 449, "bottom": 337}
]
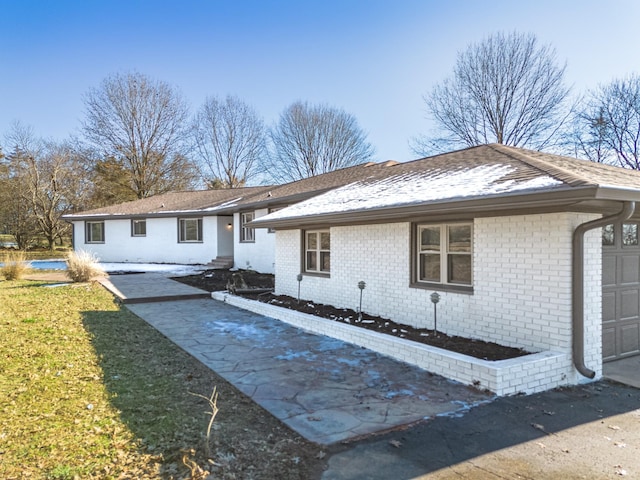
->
[
  {"left": 0, "top": 279, "right": 321, "bottom": 480},
  {"left": 0, "top": 281, "right": 208, "bottom": 479}
]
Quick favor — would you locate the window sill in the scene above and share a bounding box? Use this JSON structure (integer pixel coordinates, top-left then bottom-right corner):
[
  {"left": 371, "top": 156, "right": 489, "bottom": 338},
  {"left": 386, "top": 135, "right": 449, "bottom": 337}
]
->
[
  {"left": 178, "top": 240, "right": 203, "bottom": 244},
  {"left": 85, "top": 241, "right": 105, "bottom": 244},
  {"left": 240, "top": 240, "right": 256, "bottom": 244},
  {"left": 409, "top": 281, "right": 473, "bottom": 295},
  {"left": 302, "top": 271, "right": 330, "bottom": 278}
]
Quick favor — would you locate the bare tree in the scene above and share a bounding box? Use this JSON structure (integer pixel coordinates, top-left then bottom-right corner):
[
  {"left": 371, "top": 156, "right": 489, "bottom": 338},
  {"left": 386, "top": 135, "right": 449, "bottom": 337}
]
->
[
  {"left": 1, "top": 124, "right": 88, "bottom": 249},
  {"left": 415, "top": 32, "right": 571, "bottom": 155},
  {"left": 82, "top": 72, "right": 197, "bottom": 198},
  {"left": 570, "top": 74, "right": 640, "bottom": 169},
  {"left": 268, "top": 101, "right": 375, "bottom": 182},
  {"left": 0, "top": 123, "right": 41, "bottom": 248},
  {"left": 561, "top": 102, "right": 610, "bottom": 164},
  {"left": 193, "top": 95, "right": 266, "bottom": 188},
  {"left": 28, "top": 142, "right": 89, "bottom": 248}
]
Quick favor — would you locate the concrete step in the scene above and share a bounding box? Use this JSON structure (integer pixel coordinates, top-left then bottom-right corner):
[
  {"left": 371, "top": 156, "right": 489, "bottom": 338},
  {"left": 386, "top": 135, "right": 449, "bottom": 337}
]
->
[{"left": 207, "top": 256, "right": 234, "bottom": 269}]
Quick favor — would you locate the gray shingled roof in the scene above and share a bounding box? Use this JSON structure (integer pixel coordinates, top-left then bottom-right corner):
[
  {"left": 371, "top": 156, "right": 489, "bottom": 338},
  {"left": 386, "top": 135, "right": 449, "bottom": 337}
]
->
[
  {"left": 64, "top": 161, "right": 401, "bottom": 219},
  {"left": 66, "top": 144, "right": 640, "bottom": 223},
  {"left": 252, "top": 144, "right": 640, "bottom": 228},
  {"left": 228, "top": 160, "right": 400, "bottom": 209},
  {"left": 64, "top": 186, "right": 271, "bottom": 219}
]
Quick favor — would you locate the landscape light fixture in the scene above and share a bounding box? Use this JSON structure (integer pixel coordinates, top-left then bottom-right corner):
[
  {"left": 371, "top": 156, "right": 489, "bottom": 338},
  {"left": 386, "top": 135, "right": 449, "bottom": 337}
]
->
[
  {"left": 430, "top": 292, "right": 441, "bottom": 334},
  {"left": 357, "top": 281, "right": 366, "bottom": 322},
  {"left": 296, "top": 274, "right": 303, "bottom": 303}
]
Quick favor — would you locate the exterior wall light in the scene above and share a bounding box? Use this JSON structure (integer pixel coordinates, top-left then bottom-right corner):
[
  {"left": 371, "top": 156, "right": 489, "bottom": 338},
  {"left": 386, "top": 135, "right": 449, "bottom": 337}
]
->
[{"left": 226, "top": 223, "right": 233, "bottom": 230}]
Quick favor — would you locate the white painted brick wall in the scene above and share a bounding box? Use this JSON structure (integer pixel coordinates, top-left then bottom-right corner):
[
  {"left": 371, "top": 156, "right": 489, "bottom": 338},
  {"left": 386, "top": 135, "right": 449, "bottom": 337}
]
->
[
  {"left": 274, "top": 212, "right": 602, "bottom": 386},
  {"left": 234, "top": 208, "right": 277, "bottom": 273}
]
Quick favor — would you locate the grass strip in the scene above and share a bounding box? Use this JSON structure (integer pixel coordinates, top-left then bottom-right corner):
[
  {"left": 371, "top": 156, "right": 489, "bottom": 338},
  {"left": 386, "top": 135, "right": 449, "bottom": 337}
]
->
[{"left": 0, "top": 280, "right": 321, "bottom": 479}]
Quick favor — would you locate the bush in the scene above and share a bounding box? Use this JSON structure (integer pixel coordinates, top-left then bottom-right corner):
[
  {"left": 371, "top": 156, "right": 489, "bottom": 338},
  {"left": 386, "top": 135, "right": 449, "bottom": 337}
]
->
[
  {"left": 66, "top": 250, "right": 105, "bottom": 282},
  {"left": 1, "top": 251, "right": 29, "bottom": 280}
]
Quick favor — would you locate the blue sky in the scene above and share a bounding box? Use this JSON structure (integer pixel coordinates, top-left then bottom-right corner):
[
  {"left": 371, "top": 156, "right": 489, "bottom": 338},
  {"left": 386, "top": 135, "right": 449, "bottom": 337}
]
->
[{"left": 1, "top": 0, "right": 640, "bottom": 162}]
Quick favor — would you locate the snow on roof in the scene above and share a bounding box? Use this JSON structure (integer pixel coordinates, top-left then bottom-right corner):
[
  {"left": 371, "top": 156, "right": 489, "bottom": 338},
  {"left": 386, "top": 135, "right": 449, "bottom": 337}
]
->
[{"left": 260, "top": 164, "right": 563, "bottom": 221}]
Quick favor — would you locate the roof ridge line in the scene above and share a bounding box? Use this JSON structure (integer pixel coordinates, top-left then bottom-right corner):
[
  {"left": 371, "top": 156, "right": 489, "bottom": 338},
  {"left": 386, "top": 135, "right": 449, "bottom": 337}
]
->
[{"left": 487, "top": 144, "right": 596, "bottom": 187}]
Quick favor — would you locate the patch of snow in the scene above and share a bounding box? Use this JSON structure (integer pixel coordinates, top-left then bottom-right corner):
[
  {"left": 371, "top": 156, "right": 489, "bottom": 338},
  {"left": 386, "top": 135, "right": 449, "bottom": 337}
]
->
[
  {"left": 205, "top": 320, "right": 271, "bottom": 342},
  {"left": 336, "top": 357, "right": 362, "bottom": 367},
  {"left": 385, "top": 389, "right": 415, "bottom": 399},
  {"left": 201, "top": 198, "right": 242, "bottom": 211},
  {"left": 275, "top": 350, "right": 316, "bottom": 361},
  {"left": 100, "top": 262, "right": 206, "bottom": 276},
  {"left": 436, "top": 398, "right": 495, "bottom": 418},
  {"left": 256, "top": 165, "right": 563, "bottom": 220}
]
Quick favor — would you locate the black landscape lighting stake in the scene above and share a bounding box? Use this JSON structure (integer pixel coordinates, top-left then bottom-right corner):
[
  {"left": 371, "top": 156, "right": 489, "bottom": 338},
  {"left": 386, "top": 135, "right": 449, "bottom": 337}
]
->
[
  {"left": 296, "top": 274, "right": 303, "bottom": 303},
  {"left": 357, "top": 281, "right": 366, "bottom": 322},
  {"left": 430, "top": 292, "right": 440, "bottom": 334}
]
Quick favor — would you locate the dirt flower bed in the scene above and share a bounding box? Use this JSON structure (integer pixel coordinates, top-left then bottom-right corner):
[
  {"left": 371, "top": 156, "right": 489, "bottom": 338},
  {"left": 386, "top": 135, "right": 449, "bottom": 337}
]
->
[{"left": 175, "top": 270, "right": 531, "bottom": 362}]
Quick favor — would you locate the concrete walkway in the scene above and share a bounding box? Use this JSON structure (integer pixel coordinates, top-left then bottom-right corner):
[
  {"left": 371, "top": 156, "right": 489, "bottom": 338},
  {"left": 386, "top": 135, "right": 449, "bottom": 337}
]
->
[
  {"left": 99, "top": 272, "right": 210, "bottom": 303},
  {"left": 102, "top": 273, "right": 492, "bottom": 445}
]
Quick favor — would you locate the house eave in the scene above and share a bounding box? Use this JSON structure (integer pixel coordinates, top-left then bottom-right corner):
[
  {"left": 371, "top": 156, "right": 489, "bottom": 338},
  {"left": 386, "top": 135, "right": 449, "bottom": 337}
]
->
[
  {"left": 62, "top": 210, "right": 233, "bottom": 222},
  {"left": 250, "top": 185, "right": 640, "bottom": 229}
]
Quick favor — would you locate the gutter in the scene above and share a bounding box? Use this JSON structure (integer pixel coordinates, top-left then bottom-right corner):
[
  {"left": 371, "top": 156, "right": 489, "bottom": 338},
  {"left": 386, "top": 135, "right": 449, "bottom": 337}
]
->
[{"left": 572, "top": 201, "right": 635, "bottom": 378}]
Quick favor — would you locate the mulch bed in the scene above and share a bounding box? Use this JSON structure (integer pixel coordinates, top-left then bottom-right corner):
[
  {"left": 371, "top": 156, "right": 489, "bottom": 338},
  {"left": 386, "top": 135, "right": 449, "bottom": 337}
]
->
[{"left": 174, "top": 269, "right": 532, "bottom": 361}]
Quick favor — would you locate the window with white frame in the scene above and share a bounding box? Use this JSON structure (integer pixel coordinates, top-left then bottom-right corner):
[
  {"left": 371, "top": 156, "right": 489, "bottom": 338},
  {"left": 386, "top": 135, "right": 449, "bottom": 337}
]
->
[
  {"left": 416, "top": 223, "right": 472, "bottom": 286},
  {"left": 240, "top": 212, "right": 255, "bottom": 242},
  {"left": 85, "top": 221, "right": 105, "bottom": 243},
  {"left": 131, "top": 219, "right": 146, "bottom": 237},
  {"left": 178, "top": 218, "right": 203, "bottom": 242},
  {"left": 305, "top": 230, "right": 330, "bottom": 273}
]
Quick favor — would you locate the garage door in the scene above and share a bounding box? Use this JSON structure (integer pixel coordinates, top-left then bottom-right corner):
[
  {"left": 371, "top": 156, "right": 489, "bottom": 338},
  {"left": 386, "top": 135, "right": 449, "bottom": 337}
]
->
[{"left": 603, "top": 221, "right": 640, "bottom": 362}]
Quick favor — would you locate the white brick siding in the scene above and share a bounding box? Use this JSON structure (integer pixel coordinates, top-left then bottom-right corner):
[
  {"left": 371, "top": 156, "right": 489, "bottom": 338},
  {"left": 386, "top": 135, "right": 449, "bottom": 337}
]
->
[
  {"left": 272, "top": 212, "right": 602, "bottom": 392},
  {"left": 233, "top": 208, "right": 277, "bottom": 273}
]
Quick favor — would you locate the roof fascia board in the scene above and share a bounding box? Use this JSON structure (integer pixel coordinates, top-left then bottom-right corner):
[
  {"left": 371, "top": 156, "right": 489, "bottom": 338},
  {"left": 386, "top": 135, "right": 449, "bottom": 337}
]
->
[{"left": 63, "top": 211, "right": 233, "bottom": 222}]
